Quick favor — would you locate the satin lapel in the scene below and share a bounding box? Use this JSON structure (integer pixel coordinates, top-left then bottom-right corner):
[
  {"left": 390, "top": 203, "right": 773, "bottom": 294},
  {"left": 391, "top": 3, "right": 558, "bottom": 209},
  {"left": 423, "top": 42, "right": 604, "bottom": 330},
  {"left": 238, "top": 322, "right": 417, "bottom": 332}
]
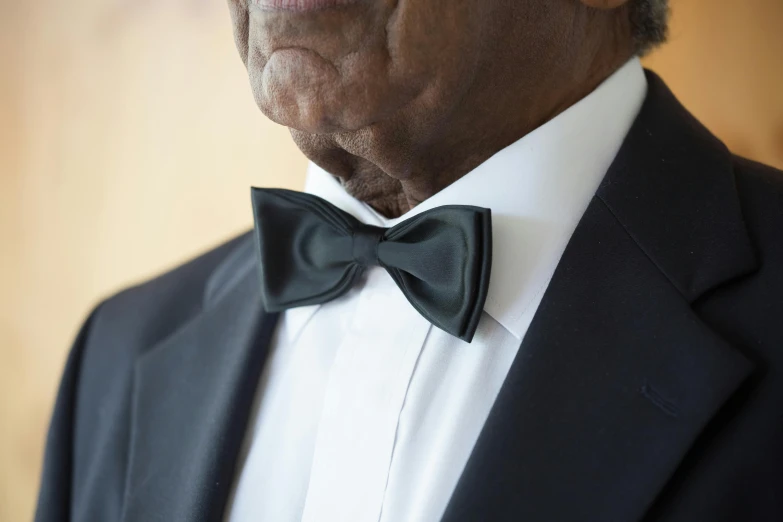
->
[
  {"left": 442, "top": 73, "right": 758, "bottom": 522},
  {"left": 441, "top": 197, "right": 753, "bottom": 522},
  {"left": 121, "top": 265, "right": 278, "bottom": 522}
]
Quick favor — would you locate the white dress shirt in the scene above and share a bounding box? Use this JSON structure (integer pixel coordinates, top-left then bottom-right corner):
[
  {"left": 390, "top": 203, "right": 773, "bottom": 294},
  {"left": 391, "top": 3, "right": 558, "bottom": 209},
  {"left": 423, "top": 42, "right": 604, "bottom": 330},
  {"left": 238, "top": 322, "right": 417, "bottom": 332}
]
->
[{"left": 224, "top": 57, "right": 647, "bottom": 522}]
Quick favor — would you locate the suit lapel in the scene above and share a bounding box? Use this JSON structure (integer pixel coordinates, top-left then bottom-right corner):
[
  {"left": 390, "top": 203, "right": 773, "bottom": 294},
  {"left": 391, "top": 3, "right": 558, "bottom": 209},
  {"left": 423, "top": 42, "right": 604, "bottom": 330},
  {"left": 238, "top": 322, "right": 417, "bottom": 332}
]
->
[
  {"left": 121, "top": 246, "right": 279, "bottom": 522},
  {"left": 442, "top": 197, "right": 753, "bottom": 521},
  {"left": 442, "top": 72, "right": 759, "bottom": 521}
]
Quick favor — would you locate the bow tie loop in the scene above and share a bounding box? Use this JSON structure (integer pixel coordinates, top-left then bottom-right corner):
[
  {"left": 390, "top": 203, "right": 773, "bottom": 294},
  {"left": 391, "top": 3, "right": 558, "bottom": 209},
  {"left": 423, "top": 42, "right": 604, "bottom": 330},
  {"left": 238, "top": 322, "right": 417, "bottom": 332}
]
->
[{"left": 251, "top": 187, "right": 492, "bottom": 342}]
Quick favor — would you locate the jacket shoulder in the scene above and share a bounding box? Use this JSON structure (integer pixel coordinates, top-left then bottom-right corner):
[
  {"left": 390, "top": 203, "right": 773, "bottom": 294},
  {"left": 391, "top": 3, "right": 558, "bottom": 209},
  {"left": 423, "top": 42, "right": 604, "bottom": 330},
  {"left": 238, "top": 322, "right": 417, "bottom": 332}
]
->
[
  {"left": 79, "top": 229, "right": 256, "bottom": 388},
  {"left": 732, "top": 155, "right": 783, "bottom": 255},
  {"left": 91, "top": 230, "right": 255, "bottom": 353},
  {"left": 698, "top": 155, "right": 783, "bottom": 349},
  {"left": 733, "top": 154, "right": 783, "bottom": 193},
  {"left": 63, "top": 230, "right": 255, "bottom": 518}
]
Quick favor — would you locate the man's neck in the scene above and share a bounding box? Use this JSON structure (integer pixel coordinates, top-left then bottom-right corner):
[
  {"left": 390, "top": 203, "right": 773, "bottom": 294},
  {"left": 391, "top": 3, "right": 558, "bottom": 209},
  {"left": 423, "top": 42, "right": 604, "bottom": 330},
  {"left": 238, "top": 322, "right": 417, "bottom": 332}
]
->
[{"left": 291, "top": 36, "right": 635, "bottom": 218}]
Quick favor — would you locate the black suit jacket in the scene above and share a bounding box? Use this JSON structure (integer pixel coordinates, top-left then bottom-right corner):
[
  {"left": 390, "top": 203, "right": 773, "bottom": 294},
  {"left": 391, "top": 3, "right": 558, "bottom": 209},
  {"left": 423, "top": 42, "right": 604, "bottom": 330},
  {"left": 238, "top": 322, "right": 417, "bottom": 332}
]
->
[{"left": 35, "top": 72, "right": 783, "bottom": 522}]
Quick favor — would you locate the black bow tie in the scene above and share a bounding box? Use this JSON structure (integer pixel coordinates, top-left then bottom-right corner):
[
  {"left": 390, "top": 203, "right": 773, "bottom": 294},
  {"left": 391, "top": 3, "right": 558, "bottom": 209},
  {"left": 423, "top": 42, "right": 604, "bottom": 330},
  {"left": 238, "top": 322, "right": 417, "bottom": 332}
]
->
[{"left": 250, "top": 188, "right": 492, "bottom": 342}]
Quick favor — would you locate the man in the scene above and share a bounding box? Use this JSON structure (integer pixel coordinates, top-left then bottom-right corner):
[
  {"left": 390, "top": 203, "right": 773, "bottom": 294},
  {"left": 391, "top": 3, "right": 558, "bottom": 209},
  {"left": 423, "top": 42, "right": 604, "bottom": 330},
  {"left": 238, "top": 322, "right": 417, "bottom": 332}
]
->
[{"left": 35, "top": 0, "right": 783, "bottom": 520}]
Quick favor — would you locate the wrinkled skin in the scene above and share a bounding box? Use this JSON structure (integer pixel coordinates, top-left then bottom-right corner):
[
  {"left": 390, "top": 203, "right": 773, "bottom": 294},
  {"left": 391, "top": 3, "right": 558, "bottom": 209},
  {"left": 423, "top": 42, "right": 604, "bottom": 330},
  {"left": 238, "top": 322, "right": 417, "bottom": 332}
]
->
[{"left": 228, "top": 0, "right": 634, "bottom": 217}]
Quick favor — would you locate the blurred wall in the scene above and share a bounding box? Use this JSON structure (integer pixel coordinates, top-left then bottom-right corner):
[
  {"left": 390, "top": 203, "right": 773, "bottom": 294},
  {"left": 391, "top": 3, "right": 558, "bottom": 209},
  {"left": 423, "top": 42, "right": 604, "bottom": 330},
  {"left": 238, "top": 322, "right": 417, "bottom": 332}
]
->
[{"left": 1, "top": 0, "right": 781, "bottom": 520}]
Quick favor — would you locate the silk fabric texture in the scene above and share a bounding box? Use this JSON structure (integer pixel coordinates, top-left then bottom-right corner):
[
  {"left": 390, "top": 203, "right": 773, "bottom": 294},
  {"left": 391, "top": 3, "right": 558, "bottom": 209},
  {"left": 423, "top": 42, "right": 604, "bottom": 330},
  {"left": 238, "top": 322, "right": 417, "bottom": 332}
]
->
[{"left": 251, "top": 188, "right": 492, "bottom": 342}]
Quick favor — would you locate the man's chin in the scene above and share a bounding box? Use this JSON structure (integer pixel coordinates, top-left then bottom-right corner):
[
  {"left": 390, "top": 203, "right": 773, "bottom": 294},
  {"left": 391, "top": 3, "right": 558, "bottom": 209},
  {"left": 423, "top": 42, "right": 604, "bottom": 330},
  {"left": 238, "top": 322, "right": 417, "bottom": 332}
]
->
[
  {"left": 249, "top": 48, "right": 406, "bottom": 134},
  {"left": 249, "top": 49, "right": 340, "bottom": 133},
  {"left": 257, "top": 95, "right": 374, "bottom": 134},
  {"left": 258, "top": 97, "right": 345, "bottom": 134}
]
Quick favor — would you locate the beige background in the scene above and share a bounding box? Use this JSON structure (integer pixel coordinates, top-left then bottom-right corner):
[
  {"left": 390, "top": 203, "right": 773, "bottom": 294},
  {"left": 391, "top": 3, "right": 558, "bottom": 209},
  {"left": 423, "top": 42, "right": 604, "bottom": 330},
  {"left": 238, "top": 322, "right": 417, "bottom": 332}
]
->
[{"left": 2, "top": 0, "right": 782, "bottom": 520}]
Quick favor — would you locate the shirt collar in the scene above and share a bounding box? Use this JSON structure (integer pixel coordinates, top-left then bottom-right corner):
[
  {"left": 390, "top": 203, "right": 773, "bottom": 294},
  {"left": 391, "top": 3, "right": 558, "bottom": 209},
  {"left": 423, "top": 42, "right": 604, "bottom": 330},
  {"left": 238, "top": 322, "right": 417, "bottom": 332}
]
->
[{"left": 303, "top": 57, "right": 647, "bottom": 339}]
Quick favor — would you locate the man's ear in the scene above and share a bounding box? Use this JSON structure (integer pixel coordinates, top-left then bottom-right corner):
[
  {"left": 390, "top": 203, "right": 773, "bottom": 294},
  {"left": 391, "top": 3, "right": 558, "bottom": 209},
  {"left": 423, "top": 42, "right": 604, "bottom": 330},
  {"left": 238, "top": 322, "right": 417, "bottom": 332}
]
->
[{"left": 578, "top": 0, "right": 630, "bottom": 9}]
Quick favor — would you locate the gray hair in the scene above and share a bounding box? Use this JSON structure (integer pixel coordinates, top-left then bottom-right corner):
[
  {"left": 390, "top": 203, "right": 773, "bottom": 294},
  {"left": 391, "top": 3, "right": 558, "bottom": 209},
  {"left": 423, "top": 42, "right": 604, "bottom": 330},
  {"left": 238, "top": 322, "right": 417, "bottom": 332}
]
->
[{"left": 629, "top": 0, "right": 670, "bottom": 55}]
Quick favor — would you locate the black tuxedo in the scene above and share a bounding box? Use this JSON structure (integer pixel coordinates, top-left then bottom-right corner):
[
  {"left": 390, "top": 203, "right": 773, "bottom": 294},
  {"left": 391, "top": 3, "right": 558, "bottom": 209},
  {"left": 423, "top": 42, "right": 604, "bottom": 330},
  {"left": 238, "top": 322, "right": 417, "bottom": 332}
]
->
[{"left": 36, "top": 72, "right": 783, "bottom": 522}]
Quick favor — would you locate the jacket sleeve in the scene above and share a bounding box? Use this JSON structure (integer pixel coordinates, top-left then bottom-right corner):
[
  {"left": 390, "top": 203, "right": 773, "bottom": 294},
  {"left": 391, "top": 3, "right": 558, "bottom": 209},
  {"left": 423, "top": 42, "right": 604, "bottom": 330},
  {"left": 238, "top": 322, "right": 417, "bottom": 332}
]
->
[{"left": 34, "top": 305, "right": 101, "bottom": 522}]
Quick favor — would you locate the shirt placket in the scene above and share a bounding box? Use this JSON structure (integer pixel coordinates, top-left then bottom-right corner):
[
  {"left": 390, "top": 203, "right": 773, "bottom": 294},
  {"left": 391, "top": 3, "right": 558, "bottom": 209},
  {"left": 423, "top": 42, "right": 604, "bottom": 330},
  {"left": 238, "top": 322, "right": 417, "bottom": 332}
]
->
[{"left": 301, "top": 267, "right": 432, "bottom": 522}]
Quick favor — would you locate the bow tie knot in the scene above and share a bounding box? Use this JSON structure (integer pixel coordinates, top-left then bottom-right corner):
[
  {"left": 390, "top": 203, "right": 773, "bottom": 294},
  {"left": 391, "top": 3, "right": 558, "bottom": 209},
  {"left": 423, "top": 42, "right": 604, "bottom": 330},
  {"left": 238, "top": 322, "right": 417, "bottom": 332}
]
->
[
  {"left": 251, "top": 187, "right": 492, "bottom": 342},
  {"left": 352, "top": 224, "right": 386, "bottom": 267}
]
